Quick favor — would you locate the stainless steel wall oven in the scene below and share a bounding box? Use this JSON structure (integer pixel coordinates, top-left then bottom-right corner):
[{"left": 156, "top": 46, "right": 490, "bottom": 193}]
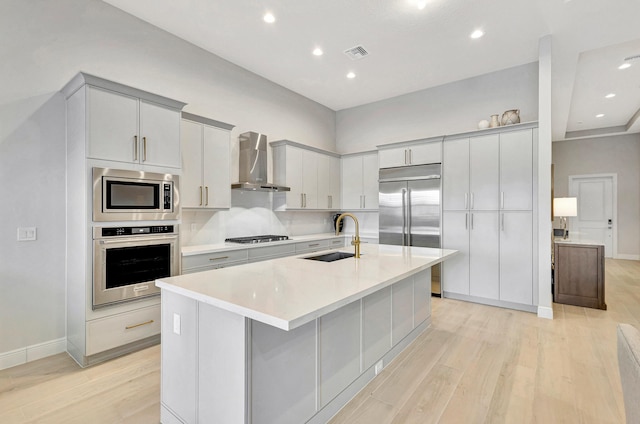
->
[{"left": 93, "top": 225, "right": 179, "bottom": 309}]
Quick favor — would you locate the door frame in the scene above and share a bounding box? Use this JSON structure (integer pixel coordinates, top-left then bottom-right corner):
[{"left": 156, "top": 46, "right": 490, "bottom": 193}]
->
[{"left": 568, "top": 173, "right": 617, "bottom": 259}]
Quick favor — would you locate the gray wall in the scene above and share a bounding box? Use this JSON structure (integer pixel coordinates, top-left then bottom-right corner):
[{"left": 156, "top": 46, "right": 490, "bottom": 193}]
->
[
  {"left": 553, "top": 134, "right": 640, "bottom": 258},
  {"left": 335, "top": 62, "right": 539, "bottom": 153},
  {"left": 0, "top": 0, "right": 335, "bottom": 354}
]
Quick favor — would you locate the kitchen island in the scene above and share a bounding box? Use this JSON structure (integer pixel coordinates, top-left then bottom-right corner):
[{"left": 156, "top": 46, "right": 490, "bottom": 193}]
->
[{"left": 156, "top": 243, "right": 457, "bottom": 424}]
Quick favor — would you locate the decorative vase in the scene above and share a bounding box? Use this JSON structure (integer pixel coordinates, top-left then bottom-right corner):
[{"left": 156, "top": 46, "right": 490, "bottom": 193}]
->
[
  {"left": 478, "top": 119, "right": 489, "bottom": 129},
  {"left": 489, "top": 114, "right": 500, "bottom": 128},
  {"left": 501, "top": 109, "right": 520, "bottom": 125}
]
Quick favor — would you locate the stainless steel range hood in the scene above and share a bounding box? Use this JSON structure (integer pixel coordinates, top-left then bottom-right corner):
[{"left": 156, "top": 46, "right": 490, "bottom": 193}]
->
[{"left": 231, "top": 132, "right": 291, "bottom": 192}]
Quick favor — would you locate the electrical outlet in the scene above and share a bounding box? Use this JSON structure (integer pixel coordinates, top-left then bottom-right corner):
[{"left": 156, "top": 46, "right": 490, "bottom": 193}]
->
[
  {"left": 17, "top": 227, "right": 37, "bottom": 241},
  {"left": 375, "top": 360, "right": 383, "bottom": 375},
  {"left": 173, "top": 313, "right": 181, "bottom": 335}
]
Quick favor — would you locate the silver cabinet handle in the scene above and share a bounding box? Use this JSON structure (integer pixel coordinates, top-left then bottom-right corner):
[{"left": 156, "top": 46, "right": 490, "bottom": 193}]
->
[
  {"left": 304, "top": 193, "right": 307, "bottom": 208},
  {"left": 205, "top": 186, "right": 209, "bottom": 206},
  {"left": 501, "top": 192, "right": 504, "bottom": 209},
  {"left": 501, "top": 213, "right": 505, "bottom": 231},
  {"left": 328, "top": 195, "right": 332, "bottom": 209},
  {"left": 471, "top": 213, "right": 474, "bottom": 230},
  {"left": 404, "top": 149, "right": 408, "bottom": 165},
  {"left": 362, "top": 195, "right": 366, "bottom": 209},
  {"left": 309, "top": 243, "right": 319, "bottom": 247},
  {"left": 300, "top": 193, "right": 304, "bottom": 208},
  {"left": 142, "top": 137, "right": 147, "bottom": 162},
  {"left": 464, "top": 193, "right": 468, "bottom": 210},
  {"left": 134, "top": 135, "right": 138, "bottom": 161},
  {"left": 409, "top": 148, "right": 413, "bottom": 164},
  {"left": 465, "top": 212, "right": 468, "bottom": 230},
  {"left": 199, "top": 186, "right": 203, "bottom": 206},
  {"left": 470, "top": 193, "right": 474, "bottom": 209}
]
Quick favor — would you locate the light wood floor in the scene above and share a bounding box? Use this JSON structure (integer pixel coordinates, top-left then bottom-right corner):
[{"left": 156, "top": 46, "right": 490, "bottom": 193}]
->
[{"left": 1, "top": 259, "right": 638, "bottom": 423}]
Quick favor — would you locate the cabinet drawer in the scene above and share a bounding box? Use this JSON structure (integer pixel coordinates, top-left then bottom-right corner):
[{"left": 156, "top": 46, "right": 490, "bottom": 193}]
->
[
  {"left": 296, "top": 240, "right": 330, "bottom": 253},
  {"left": 328, "top": 238, "right": 346, "bottom": 248},
  {"left": 86, "top": 305, "right": 160, "bottom": 356},
  {"left": 248, "top": 244, "right": 296, "bottom": 261},
  {"left": 182, "top": 249, "right": 248, "bottom": 270}
]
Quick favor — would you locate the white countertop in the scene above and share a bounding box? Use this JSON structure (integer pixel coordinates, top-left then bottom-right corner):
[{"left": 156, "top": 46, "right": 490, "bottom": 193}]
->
[
  {"left": 181, "top": 233, "right": 344, "bottom": 256},
  {"left": 554, "top": 238, "right": 604, "bottom": 246},
  {"left": 158, "top": 243, "right": 457, "bottom": 331}
]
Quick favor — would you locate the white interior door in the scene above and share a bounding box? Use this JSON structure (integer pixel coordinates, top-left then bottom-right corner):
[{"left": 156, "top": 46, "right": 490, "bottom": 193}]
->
[{"left": 569, "top": 175, "right": 615, "bottom": 258}]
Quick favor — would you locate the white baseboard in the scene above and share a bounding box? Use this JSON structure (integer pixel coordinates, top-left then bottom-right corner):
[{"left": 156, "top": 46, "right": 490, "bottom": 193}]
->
[
  {"left": 537, "top": 306, "right": 554, "bottom": 320},
  {"left": 0, "top": 338, "right": 66, "bottom": 371},
  {"left": 616, "top": 254, "right": 640, "bottom": 261}
]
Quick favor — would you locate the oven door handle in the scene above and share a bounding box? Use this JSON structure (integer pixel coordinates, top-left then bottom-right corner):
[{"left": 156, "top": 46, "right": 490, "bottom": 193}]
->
[{"left": 97, "top": 236, "right": 177, "bottom": 245}]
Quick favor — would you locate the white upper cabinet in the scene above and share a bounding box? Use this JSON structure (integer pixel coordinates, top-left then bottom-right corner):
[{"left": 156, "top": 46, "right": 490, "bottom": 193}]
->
[
  {"left": 86, "top": 85, "right": 182, "bottom": 168},
  {"left": 469, "top": 134, "right": 500, "bottom": 211},
  {"left": 442, "top": 138, "right": 470, "bottom": 211},
  {"left": 341, "top": 152, "right": 378, "bottom": 210},
  {"left": 499, "top": 129, "right": 533, "bottom": 210},
  {"left": 271, "top": 141, "right": 341, "bottom": 210},
  {"left": 378, "top": 140, "right": 442, "bottom": 169},
  {"left": 181, "top": 115, "right": 233, "bottom": 209}
]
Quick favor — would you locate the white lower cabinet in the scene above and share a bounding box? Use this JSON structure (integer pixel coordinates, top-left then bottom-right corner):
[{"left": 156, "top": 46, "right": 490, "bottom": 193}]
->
[
  {"left": 442, "top": 211, "right": 470, "bottom": 295},
  {"left": 469, "top": 212, "right": 500, "bottom": 300},
  {"left": 499, "top": 211, "right": 533, "bottom": 304},
  {"left": 86, "top": 304, "right": 161, "bottom": 356}
]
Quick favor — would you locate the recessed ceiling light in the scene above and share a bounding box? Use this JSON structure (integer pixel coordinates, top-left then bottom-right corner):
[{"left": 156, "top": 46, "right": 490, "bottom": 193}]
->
[
  {"left": 263, "top": 13, "right": 275, "bottom": 23},
  {"left": 596, "top": 114, "right": 605, "bottom": 118},
  {"left": 470, "top": 29, "right": 484, "bottom": 39},
  {"left": 619, "top": 63, "right": 631, "bottom": 70},
  {"left": 312, "top": 48, "right": 323, "bottom": 56},
  {"left": 346, "top": 72, "right": 356, "bottom": 79},
  {"left": 605, "top": 93, "right": 616, "bottom": 99},
  {"left": 416, "top": 1, "right": 427, "bottom": 9}
]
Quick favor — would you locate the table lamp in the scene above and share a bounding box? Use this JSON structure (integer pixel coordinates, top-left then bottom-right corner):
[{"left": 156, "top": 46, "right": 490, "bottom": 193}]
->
[{"left": 553, "top": 197, "right": 577, "bottom": 239}]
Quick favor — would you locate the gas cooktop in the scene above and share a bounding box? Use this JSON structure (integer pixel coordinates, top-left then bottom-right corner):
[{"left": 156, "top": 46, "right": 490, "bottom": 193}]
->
[{"left": 225, "top": 235, "right": 290, "bottom": 244}]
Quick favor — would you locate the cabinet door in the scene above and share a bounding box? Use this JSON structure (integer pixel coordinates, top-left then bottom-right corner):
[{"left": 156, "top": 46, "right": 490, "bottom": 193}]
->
[
  {"left": 442, "top": 211, "right": 469, "bottom": 295},
  {"left": 500, "top": 211, "right": 533, "bottom": 304},
  {"left": 317, "top": 154, "right": 331, "bottom": 209},
  {"left": 302, "top": 150, "right": 318, "bottom": 209},
  {"left": 442, "top": 138, "right": 469, "bottom": 210},
  {"left": 139, "top": 100, "right": 181, "bottom": 168},
  {"left": 341, "top": 156, "right": 364, "bottom": 210},
  {"left": 285, "top": 147, "right": 304, "bottom": 208},
  {"left": 500, "top": 130, "right": 533, "bottom": 210},
  {"left": 87, "top": 86, "right": 139, "bottom": 163},
  {"left": 378, "top": 147, "right": 408, "bottom": 168},
  {"left": 469, "top": 134, "right": 499, "bottom": 211},
  {"left": 362, "top": 153, "right": 379, "bottom": 209},
  {"left": 408, "top": 141, "right": 442, "bottom": 165},
  {"left": 203, "top": 125, "right": 231, "bottom": 208},
  {"left": 329, "top": 156, "right": 341, "bottom": 210},
  {"left": 469, "top": 211, "right": 500, "bottom": 300},
  {"left": 181, "top": 120, "right": 204, "bottom": 208}
]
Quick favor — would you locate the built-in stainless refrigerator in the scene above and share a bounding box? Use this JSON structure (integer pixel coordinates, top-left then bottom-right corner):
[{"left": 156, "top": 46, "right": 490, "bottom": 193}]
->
[{"left": 378, "top": 163, "right": 442, "bottom": 295}]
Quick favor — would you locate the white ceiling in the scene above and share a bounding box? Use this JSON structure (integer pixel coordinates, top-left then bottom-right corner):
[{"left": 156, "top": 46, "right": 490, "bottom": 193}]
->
[{"left": 102, "top": 0, "right": 640, "bottom": 141}]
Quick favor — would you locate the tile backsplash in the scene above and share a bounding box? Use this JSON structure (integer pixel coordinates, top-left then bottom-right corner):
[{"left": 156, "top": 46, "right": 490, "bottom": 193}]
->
[{"left": 181, "top": 191, "right": 339, "bottom": 246}]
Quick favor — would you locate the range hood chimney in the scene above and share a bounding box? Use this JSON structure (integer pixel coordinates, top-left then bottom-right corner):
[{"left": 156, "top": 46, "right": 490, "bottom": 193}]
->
[{"left": 231, "top": 132, "right": 291, "bottom": 192}]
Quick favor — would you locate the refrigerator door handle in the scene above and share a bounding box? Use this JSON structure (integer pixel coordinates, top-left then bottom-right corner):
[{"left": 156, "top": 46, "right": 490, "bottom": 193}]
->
[
  {"left": 402, "top": 188, "right": 407, "bottom": 245},
  {"left": 407, "top": 188, "right": 412, "bottom": 245}
]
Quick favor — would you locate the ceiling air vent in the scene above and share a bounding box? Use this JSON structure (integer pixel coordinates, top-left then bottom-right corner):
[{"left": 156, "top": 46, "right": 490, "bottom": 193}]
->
[
  {"left": 344, "top": 45, "right": 369, "bottom": 60},
  {"left": 624, "top": 54, "right": 640, "bottom": 62}
]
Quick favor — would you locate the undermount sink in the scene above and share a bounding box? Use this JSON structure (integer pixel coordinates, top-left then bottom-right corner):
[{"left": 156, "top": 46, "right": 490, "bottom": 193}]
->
[{"left": 303, "top": 251, "right": 356, "bottom": 262}]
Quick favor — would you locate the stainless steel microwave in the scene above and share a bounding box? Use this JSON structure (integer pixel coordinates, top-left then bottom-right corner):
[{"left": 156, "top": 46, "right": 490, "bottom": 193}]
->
[{"left": 93, "top": 167, "right": 179, "bottom": 222}]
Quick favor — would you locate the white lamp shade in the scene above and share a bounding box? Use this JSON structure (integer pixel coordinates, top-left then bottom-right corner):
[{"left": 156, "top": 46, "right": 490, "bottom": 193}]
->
[{"left": 554, "top": 197, "right": 577, "bottom": 217}]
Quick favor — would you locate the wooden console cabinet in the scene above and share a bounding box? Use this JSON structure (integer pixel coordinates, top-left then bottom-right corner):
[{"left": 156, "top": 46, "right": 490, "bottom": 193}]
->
[{"left": 554, "top": 242, "right": 606, "bottom": 310}]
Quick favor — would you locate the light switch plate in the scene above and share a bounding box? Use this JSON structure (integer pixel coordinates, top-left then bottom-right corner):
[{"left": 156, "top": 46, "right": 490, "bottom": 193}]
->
[
  {"left": 173, "top": 313, "right": 181, "bottom": 335},
  {"left": 17, "top": 227, "right": 37, "bottom": 241}
]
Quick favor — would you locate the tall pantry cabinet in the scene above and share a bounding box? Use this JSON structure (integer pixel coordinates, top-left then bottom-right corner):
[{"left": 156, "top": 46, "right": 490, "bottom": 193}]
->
[{"left": 441, "top": 124, "right": 537, "bottom": 312}]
